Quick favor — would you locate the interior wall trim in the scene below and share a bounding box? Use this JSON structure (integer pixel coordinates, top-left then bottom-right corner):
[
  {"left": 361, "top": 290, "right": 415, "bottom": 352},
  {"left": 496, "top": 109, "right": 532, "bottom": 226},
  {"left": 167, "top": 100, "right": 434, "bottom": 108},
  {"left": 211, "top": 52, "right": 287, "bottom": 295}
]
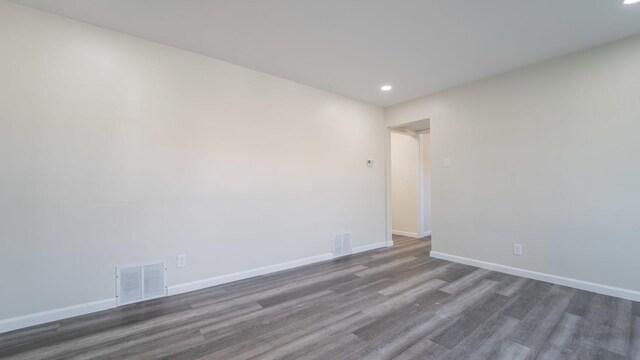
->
[
  {"left": 0, "top": 299, "right": 117, "bottom": 335},
  {"left": 430, "top": 251, "right": 640, "bottom": 302},
  {"left": 168, "top": 241, "right": 388, "bottom": 296},
  {"left": 0, "top": 242, "right": 388, "bottom": 334}
]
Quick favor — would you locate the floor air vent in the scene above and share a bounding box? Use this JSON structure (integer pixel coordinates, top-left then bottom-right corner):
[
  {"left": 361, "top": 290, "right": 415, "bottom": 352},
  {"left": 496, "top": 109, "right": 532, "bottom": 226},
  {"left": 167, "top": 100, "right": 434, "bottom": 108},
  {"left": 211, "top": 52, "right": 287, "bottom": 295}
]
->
[
  {"left": 332, "top": 232, "right": 352, "bottom": 258},
  {"left": 116, "top": 262, "right": 167, "bottom": 306}
]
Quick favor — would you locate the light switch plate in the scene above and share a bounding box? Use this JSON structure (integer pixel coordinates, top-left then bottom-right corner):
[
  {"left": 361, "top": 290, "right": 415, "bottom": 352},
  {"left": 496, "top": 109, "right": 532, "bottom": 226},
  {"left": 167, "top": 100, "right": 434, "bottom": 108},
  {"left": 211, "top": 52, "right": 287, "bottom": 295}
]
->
[
  {"left": 177, "top": 254, "right": 187, "bottom": 268},
  {"left": 443, "top": 158, "right": 452, "bottom": 168}
]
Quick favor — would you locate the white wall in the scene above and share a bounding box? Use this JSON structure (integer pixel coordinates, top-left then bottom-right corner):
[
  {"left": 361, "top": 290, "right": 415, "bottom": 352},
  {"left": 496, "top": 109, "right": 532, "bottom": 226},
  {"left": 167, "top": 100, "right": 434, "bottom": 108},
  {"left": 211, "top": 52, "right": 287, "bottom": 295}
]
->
[
  {"left": 386, "top": 35, "right": 640, "bottom": 296},
  {"left": 0, "top": 1, "right": 386, "bottom": 322},
  {"left": 390, "top": 131, "right": 431, "bottom": 238},
  {"left": 390, "top": 132, "right": 418, "bottom": 236}
]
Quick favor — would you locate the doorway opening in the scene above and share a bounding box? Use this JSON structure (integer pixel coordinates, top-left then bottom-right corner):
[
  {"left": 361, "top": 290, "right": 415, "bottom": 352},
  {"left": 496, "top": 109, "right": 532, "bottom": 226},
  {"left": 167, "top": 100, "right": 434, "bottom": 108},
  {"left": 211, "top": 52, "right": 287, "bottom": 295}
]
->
[{"left": 386, "top": 119, "right": 431, "bottom": 245}]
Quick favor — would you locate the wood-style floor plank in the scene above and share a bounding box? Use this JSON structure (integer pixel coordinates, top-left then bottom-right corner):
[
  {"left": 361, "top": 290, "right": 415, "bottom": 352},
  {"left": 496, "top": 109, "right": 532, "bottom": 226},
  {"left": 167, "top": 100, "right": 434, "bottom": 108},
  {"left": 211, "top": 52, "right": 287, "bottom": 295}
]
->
[{"left": 0, "top": 235, "right": 636, "bottom": 359}]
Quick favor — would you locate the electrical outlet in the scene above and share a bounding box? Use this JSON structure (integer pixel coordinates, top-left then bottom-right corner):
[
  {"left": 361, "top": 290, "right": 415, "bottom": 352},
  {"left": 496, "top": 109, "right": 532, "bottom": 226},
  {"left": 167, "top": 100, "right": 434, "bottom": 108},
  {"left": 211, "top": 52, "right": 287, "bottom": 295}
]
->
[
  {"left": 177, "top": 254, "right": 187, "bottom": 268},
  {"left": 513, "top": 244, "right": 523, "bottom": 256}
]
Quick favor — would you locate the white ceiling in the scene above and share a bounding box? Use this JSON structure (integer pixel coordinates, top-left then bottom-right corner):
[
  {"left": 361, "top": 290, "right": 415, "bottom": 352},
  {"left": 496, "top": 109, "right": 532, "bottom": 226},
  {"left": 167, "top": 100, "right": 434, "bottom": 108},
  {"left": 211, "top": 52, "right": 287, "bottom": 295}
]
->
[{"left": 11, "top": 0, "right": 640, "bottom": 107}]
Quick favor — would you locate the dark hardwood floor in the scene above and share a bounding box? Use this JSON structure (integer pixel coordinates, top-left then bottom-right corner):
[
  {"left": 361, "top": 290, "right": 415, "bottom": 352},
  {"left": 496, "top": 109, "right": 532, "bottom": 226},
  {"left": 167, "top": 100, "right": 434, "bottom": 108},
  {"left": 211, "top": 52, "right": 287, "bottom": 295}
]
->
[{"left": 1, "top": 235, "right": 638, "bottom": 359}]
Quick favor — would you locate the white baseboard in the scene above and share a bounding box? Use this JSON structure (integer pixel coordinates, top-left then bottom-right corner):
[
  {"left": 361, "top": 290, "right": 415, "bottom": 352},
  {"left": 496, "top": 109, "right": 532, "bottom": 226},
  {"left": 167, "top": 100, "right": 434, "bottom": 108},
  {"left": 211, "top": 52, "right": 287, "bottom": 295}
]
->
[
  {"left": 352, "top": 242, "right": 388, "bottom": 254},
  {"left": 392, "top": 230, "right": 419, "bottom": 238},
  {"left": 169, "top": 242, "right": 388, "bottom": 296},
  {"left": 0, "top": 241, "right": 390, "bottom": 334},
  {"left": 0, "top": 298, "right": 116, "bottom": 334},
  {"left": 430, "top": 251, "right": 640, "bottom": 302},
  {"left": 422, "top": 231, "right": 432, "bottom": 237},
  {"left": 168, "top": 252, "right": 334, "bottom": 296}
]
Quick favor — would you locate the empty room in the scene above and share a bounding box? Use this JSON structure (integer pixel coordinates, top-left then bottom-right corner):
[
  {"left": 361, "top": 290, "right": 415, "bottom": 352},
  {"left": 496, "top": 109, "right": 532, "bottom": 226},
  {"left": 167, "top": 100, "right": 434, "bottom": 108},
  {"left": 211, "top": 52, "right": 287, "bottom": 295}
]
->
[{"left": 1, "top": 0, "right": 640, "bottom": 359}]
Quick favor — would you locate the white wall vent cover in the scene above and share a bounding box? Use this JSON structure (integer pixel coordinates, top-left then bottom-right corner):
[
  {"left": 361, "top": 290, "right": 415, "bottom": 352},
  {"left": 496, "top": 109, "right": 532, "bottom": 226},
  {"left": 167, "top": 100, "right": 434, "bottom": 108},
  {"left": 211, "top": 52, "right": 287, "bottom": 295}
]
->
[
  {"left": 116, "top": 262, "right": 167, "bottom": 306},
  {"left": 332, "top": 232, "right": 352, "bottom": 258}
]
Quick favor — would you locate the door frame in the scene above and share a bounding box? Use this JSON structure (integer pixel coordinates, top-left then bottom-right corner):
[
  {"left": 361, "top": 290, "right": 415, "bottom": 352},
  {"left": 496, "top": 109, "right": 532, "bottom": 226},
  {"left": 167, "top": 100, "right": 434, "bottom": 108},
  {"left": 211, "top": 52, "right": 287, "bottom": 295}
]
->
[
  {"left": 385, "top": 119, "right": 430, "bottom": 246},
  {"left": 416, "top": 129, "right": 431, "bottom": 238}
]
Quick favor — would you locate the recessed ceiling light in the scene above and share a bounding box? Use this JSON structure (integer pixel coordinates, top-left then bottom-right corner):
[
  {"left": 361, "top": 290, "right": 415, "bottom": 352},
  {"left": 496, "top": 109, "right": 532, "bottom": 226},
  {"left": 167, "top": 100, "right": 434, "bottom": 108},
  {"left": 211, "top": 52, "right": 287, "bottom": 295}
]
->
[
  {"left": 624, "top": 0, "right": 640, "bottom": 4},
  {"left": 380, "top": 85, "right": 393, "bottom": 91}
]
